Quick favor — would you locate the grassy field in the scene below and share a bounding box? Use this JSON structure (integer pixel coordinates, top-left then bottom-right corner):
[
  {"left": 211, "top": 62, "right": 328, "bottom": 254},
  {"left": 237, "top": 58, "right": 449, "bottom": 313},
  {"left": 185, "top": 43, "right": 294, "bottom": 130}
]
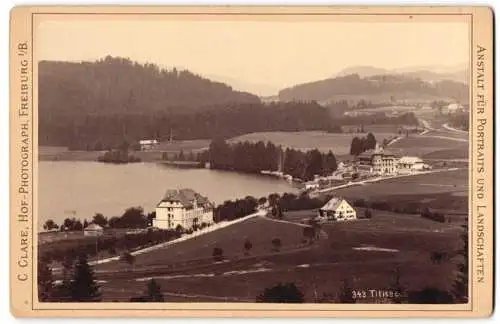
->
[
  {"left": 96, "top": 217, "right": 307, "bottom": 271},
  {"left": 230, "top": 131, "right": 397, "bottom": 155},
  {"left": 389, "top": 136, "right": 468, "bottom": 157},
  {"left": 154, "top": 139, "right": 210, "bottom": 153},
  {"left": 96, "top": 209, "right": 462, "bottom": 302},
  {"left": 324, "top": 169, "right": 467, "bottom": 198},
  {"left": 423, "top": 148, "right": 469, "bottom": 160}
]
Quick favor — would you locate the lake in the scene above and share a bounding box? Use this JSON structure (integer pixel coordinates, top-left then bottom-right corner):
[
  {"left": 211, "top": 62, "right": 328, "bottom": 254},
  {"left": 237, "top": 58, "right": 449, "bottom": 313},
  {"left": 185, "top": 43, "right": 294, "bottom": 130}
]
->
[{"left": 38, "top": 161, "right": 298, "bottom": 231}]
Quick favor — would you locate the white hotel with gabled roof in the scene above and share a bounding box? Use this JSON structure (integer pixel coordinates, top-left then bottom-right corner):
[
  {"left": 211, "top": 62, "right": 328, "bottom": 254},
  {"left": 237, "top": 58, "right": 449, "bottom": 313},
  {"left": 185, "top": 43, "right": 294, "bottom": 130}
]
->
[{"left": 154, "top": 189, "right": 214, "bottom": 230}]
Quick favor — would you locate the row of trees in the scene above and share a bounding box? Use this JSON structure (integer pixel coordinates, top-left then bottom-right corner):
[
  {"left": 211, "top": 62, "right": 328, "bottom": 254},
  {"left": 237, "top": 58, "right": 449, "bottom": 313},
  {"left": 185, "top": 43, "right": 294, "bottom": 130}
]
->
[
  {"left": 44, "top": 208, "right": 155, "bottom": 232},
  {"left": 202, "top": 139, "right": 338, "bottom": 181},
  {"left": 349, "top": 132, "right": 377, "bottom": 155},
  {"left": 97, "top": 149, "right": 141, "bottom": 164},
  {"left": 351, "top": 198, "right": 448, "bottom": 223},
  {"left": 341, "top": 112, "right": 420, "bottom": 126},
  {"left": 38, "top": 254, "right": 101, "bottom": 302},
  {"left": 39, "top": 252, "right": 166, "bottom": 302},
  {"left": 40, "top": 227, "right": 181, "bottom": 263},
  {"left": 39, "top": 101, "right": 332, "bottom": 150}
]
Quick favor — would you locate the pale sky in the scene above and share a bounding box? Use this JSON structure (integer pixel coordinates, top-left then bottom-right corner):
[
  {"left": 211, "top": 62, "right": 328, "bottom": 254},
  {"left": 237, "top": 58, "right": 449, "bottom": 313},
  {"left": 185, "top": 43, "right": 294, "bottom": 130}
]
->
[{"left": 36, "top": 18, "right": 469, "bottom": 96}]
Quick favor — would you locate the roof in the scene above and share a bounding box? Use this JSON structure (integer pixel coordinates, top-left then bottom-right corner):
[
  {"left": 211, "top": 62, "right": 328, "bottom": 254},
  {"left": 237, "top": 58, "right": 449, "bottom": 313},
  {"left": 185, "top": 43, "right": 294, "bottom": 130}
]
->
[
  {"left": 320, "top": 197, "right": 346, "bottom": 211},
  {"left": 84, "top": 223, "right": 103, "bottom": 231},
  {"left": 398, "top": 156, "right": 423, "bottom": 164},
  {"left": 358, "top": 148, "right": 396, "bottom": 159},
  {"left": 139, "top": 139, "right": 158, "bottom": 145},
  {"left": 159, "top": 188, "right": 211, "bottom": 208}
]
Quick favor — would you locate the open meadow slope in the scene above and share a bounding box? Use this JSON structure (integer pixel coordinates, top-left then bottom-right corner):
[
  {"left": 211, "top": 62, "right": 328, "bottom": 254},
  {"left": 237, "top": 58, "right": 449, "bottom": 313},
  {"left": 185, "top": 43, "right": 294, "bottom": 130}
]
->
[
  {"left": 96, "top": 209, "right": 462, "bottom": 302},
  {"left": 389, "top": 135, "right": 468, "bottom": 158},
  {"left": 230, "top": 131, "right": 397, "bottom": 155},
  {"left": 96, "top": 217, "right": 306, "bottom": 272},
  {"left": 325, "top": 169, "right": 467, "bottom": 198}
]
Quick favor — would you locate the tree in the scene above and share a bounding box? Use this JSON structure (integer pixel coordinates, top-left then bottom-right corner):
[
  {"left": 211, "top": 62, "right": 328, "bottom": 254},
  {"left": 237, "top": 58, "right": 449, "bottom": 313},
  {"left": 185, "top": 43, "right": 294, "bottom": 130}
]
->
[
  {"left": 92, "top": 213, "right": 108, "bottom": 227},
  {"left": 145, "top": 279, "right": 164, "bottom": 302},
  {"left": 83, "top": 219, "right": 89, "bottom": 229},
  {"left": 452, "top": 222, "right": 468, "bottom": 303},
  {"left": 244, "top": 239, "right": 253, "bottom": 256},
  {"left": 121, "top": 251, "right": 136, "bottom": 271},
  {"left": 43, "top": 219, "right": 59, "bottom": 231},
  {"left": 268, "top": 193, "right": 280, "bottom": 207},
  {"left": 338, "top": 278, "right": 356, "bottom": 303},
  {"left": 258, "top": 197, "right": 267, "bottom": 206},
  {"left": 256, "top": 282, "right": 304, "bottom": 303},
  {"left": 112, "top": 207, "right": 147, "bottom": 228},
  {"left": 271, "top": 238, "right": 282, "bottom": 252},
  {"left": 277, "top": 206, "right": 284, "bottom": 219},
  {"left": 349, "top": 137, "right": 363, "bottom": 155},
  {"left": 177, "top": 149, "right": 185, "bottom": 161},
  {"left": 62, "top": 218, "right": 75, "bottom": 231},
  {"left": 175, "top": 224, "right": 184, "bottom": 235},
  {"left": 146, "top": 212, "right": 156, "bottom": 227},
  {"left": 271, "top": 205, "right": 278, "bottom": 218},
  {"left": 69, "top": 254, "right": 101, "bottom": 302},
  {"left": 303, "top": 226, "right": 316, "bottom": 245},
  {"left": 212, "top": 247, "right": 224, "bottom": 262},
  {"left": 365, "top": 132, "right": 377, "bottom": 150},
  {"left": 38, "top": 257, "right": 53, "bottom": 302},
  {"left": 391, "top": 266, "right": 405, "bottom": 304},
  {"left": 73, "top": 220, "right": 84, "bottom": 231}
]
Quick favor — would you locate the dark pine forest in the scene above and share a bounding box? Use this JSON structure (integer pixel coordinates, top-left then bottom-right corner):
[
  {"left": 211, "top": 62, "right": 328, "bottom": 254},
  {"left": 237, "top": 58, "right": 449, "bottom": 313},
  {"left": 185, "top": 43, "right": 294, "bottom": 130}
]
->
[{"left": 39, "top": 57, "right": 333, "bottom": 150}]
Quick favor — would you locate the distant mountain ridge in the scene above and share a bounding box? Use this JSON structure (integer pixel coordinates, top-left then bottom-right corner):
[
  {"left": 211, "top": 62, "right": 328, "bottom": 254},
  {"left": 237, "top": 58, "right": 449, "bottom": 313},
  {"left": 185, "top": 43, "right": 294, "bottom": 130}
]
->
[
  {"left": 279, "top": 73, "right": 469, "bottom": 105},
  {"left": 336, "top": 65, "right": 469, "bottom": 84}
]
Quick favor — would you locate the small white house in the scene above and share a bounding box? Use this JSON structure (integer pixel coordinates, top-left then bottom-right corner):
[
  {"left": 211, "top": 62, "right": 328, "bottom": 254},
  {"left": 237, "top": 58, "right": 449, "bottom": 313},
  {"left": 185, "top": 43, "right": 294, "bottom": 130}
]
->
[
  {"left": 83, "top": 223, "right": 104, "bottom": 237},
  {"left": 139, "top": 139, "right": 159, "bottom": 151},
  {"left": 318, "top": 197, "right": 357, "bottom": 222},
  {"left": 447, "top": 103, "right": 463, "bottom": 114},
  {"left": 397, "top": 156, "right": 430, "bottom": 174},
  {"left": 304, "top": 181, "right": 320, "bottom": 190},
  {"left": 154, "top": 188, "right": 214, "bottom": 230}
]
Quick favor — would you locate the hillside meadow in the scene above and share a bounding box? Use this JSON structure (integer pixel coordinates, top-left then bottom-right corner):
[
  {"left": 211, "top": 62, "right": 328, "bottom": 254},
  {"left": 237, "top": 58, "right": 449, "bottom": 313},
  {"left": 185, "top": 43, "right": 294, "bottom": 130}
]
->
[
  {"left": 230, "top": 131, "right": 397, "bottom": 155},
  {"left": 96, "top": 209, "right": 462, "bottom": 302}
]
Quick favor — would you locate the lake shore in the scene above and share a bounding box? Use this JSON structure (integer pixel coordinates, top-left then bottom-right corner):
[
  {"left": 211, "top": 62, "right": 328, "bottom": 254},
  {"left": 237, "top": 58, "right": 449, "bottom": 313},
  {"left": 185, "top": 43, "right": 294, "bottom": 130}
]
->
[{"left": 39, "top": 149, "right": 164, "bottom": 162}]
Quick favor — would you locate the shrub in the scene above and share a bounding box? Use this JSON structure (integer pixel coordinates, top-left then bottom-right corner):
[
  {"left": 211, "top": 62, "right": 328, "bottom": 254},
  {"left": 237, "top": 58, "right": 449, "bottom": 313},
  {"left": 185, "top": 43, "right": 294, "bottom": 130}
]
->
[
  {"left": 212, "top": 247, "right": 224, "bottom": 262},
  {"left": 256, "top": 283, "right": 304, "bottom": 303}
]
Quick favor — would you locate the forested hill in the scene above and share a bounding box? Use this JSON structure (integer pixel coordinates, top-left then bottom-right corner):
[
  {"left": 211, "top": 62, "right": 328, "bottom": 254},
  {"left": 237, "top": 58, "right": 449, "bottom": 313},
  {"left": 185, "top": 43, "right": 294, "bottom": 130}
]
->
[
  {"left": 39, "top": 56, "right": 260, "bottom": 116},
  {"left": 278, "top": 74, "right": 469, "bottom": 104},
  {"left": 39, "top": 101, "right": 333, "bottom": 150}
]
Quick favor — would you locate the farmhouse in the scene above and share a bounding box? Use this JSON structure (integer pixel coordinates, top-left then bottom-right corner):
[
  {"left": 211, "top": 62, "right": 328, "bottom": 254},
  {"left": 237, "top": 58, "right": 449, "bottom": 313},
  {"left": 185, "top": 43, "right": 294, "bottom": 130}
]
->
[
  {"left": 397, "top": 156, "right": 430, "bottom": 174},
  {"left": 83, "top": 223, "right": 104, "bottom": 237},
  {"left": 318, "top": 197, "right": 357, "bottom": 222},
  {"left": 447, "top": 103, "right": 464, "bottom": 114},
  {"left": 139, "top": 139, "right": 158, "bottom": 151},
  {"left": 356, "top": 146, "right": 397, "bottom": 176},
  {"left": 154, "top": 188, "right": 214, "bottom": 230}
]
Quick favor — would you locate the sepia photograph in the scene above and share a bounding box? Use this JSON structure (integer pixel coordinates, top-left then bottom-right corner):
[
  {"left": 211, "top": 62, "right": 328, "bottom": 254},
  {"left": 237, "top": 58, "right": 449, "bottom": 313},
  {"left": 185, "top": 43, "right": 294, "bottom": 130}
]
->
[{"left": 9, "top": 5, "right": 493, "bottom": 317}]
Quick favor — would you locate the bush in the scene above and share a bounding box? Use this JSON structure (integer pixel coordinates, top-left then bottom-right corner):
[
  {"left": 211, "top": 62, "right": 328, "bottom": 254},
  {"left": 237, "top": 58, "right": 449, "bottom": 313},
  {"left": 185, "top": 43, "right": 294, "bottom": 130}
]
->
[
  {"left": 421, "top": 208, "right": 446, "bottom": 223},
  {"left": 256, "top": 282, "right": 304, "bottom": 303},
  {"left": 212, "top": 247, "right": 224, "bottom": 262},
  {"left": 353, "top": 199, "right": 367, "bottom": 207}
]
